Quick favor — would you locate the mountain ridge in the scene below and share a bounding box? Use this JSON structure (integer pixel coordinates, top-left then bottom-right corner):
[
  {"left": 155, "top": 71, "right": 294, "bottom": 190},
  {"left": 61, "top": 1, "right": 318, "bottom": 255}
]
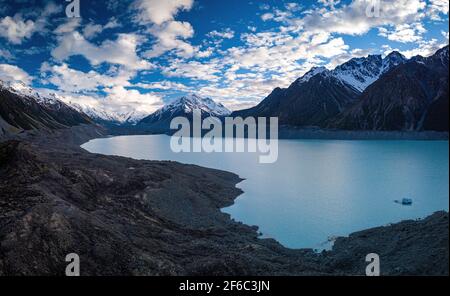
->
[
  {"left": 232, "top": 45, "right": 448, "bottom": 132},
  {"left": 0, "top": 80, "right": 92, "bottom": 137},
  {"left": 138, "top": 94, "right": 231, "bottom": 132},
  {"left": 330, "top": 46, "right": 449, "bottom": 131}
]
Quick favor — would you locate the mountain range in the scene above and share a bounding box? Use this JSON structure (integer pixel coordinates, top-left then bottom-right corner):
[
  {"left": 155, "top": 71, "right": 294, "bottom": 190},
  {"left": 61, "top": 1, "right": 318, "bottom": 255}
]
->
[
  {"left": 69, "top": 103, "right": 147, "bottom": 126},
  {"left": 1, "top": 46, "right": 448, "bottom": 138},
  {"left": 233, "top": 46, "right": 448, "bottom": 132},
  {"left": 0, "top": 81, "right": 91, "bottom": 137},
  {"left": 138, "top": 94, "right": 231, "bottom": 133}
]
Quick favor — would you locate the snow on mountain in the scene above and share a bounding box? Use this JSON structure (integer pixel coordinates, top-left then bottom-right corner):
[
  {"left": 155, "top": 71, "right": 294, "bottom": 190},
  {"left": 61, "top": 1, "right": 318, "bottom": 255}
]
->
[
  {"left": 0, "top": 80, "right": 63, "bottom": 108},
  {"left": 0, "top": 80, "right": 146, "bottom": 125},
  {"left": 331, "top": 53, "right": 407, "bottom": 92},
  {"left": 381, "top": 51, "right": 407, "bottom": 74},
  {"left": 152, "top": 94, "right": 231, "bottom": 118},
  {"left": 296, "top": 66, "right": 328, "bottom": 84},
  {"left": 139, "top": 94, "right": 231, "bottom": 132},
  {"left": 69, "top": 103, "right": 147, "bottom": 125},
  {"left": 331, "top": 45, "right": 449, "bottom": 131},
  {"left": 0, "top": 79, "right": 91, "bottom": 133},
  {"left": 411, "top": 45, "right": 449, "bottom": 70},
  {"left": 296, "top": 51, "right": 407, "bottom": 92}
]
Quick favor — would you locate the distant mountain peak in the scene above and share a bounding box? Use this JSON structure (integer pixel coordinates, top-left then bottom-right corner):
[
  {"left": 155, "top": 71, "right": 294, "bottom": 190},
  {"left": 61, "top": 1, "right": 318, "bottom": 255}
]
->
[
  {"left": 330, "top": 51, "right": 406, "bottom": 92},
  {"left": 297, "top": 66, "right": 329, "bottom": 84},
  {"left": 330, "top": 45, "right": 449, "bottom": 132},
  {"left": 70, "top": 103, "right": 148, "bottom": 125},
  {"left": 0, "top": 79, "right": 91, "bottom": 134},
  {"left": 159, "top": 93, "right": 231, "bottom": 117},
  {"left": 139, "top": 94, "right": 231, "bottom": 131},
  {"left": 1, "top": 80, "right": 70, "bottom": 108},
  {"left": 296, "top": 51, "right": 405, "bottom": 93},
  {"left": 386, "top": 50, "right": 405, "bottom": 59}
]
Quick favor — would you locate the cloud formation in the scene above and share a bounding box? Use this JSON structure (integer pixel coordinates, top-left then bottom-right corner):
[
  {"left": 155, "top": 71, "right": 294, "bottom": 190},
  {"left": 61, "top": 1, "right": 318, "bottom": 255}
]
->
[
  {"left": 52, "top": 31, "right": 152, "bottom": 70},
  {"left": 0, "top": 64, "right": 32, "bottom": 84},
  {"left": 0, "top": 0, "right": 448, "bottom": 115},
  {"left": 0, "top": 2, "right": 60, "bottom": 44},
  {"left": 134, "top": 0, "right": 194, "bottom": 25}
]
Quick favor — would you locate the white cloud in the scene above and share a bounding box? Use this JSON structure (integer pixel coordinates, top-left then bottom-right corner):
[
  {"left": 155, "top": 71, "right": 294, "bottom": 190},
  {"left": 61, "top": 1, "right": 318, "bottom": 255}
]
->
[
  {"left": 196, "top": 47, "right": 214, "bottom": 58},
  {"left": 82, "top": 23, "right": 103, "bottom": 39},
  {"left": 82, "top": 18, "right": 121, "bottom": 39},
  {"left": 54, "top": 18, "right": 81, "bottom": 34},
  {"left": 427, "top": 0, "right": 449, "bottom": 20},
  {"left": 134, "top": 0, "right": 194, "bottom": 25},
  {"left": 149, "top": 0, "right": 448, "bottom": 110},
  {"left": 301, "top": 0, "right": 427, "bottom": 36},
  {"left": 52, "top": 32, "right": 152, "bottom": 70},
  {"left": 261, "top": 13, "right": 274, "bottom": 21},
  {"left": 0, "top": 64, "right": 32, "bottom": 85},
  {"left": 161, "top": 29, "right": 351, "bottom": 108},
  {"left": 163, "top": 59, "right": 222, "bottom": 81},
  {"left": 0, "top": 15, "right": 35, "bottom": 44},
  {"left": 378, "top": 23, "right": 426, "bottom": 43},
  {"left": 207, "top": 28, "right": 235, "bottom": 39},
  {"left": 132, "top": 0, "right": 198, "bottom": 59},
  {"left": 285, "top": 3, "right": 301, "bottom": 11},
  {"left": 0, "top": 2, "right": 61, "bottom": 44},
  {"left": 103, "top": 86, "right": 163, "bottom": 114},
  {"left": 326, "top": 48, "right": 374, "bottom": 68},
  {"left": 40, "top": 62, "right": 163, "bottom": 115},
  {"left": 401, "top": 39, "right": 448, "bottom": 57},
  {"left": 0, "top": 49, "right": 14, "bottom": 61},
  {"left": 318, "top": 0, "right": 341, "bottom": 9},
  {"left": 49, "top": 87, "right": 163, "bottom": 117},
  {"left": 442, "top": 30, "right": 449, "bottom": 42},
  {"left": 40, "top": 62, "right": 133, "bottom": 92},
  {"left": 143, "top": 21, "right": 196, "bottom": 58},
  {"left": 382, "top": 38, "right": 448, "bottom": 58},
  {"left": 134, "top": 80, "right": 192, "bottom": 91}
]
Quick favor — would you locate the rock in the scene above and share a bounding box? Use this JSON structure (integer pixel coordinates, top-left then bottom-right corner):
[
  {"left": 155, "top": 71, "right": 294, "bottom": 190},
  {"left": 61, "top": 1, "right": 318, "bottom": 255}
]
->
[{"left": 0, "top": 126, "right": 448, "bottom": 275}]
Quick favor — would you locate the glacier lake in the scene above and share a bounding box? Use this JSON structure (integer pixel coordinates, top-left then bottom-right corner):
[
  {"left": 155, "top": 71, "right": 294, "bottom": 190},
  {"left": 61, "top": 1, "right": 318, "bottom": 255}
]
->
[{"left": 82, "top": 135, "right": 449, "bottom": 250}]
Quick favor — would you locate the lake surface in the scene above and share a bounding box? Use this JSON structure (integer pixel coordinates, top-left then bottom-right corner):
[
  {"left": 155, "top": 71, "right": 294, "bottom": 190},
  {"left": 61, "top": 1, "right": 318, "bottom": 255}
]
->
[{"left": 82, "top": 135, "right": 449, "bottom": 250}]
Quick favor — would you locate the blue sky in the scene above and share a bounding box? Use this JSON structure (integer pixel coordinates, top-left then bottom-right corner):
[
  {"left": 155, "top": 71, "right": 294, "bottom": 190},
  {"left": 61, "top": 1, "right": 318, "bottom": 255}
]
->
[{"left": 0, "top": 0, "right": 448, "bottom": 116}]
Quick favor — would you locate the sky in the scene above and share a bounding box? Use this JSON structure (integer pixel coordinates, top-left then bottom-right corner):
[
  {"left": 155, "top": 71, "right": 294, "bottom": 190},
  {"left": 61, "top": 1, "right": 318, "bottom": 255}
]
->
[{"left": 0, "top": 0, "right": 449, "bottom": 116}]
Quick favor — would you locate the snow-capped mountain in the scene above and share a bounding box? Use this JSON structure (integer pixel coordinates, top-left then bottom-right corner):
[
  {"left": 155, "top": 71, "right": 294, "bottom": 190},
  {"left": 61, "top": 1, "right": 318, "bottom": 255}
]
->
[
  {"left": 296, "top": 66, "right": 328, "bottom": 84},
  {"left": 152, "top": 94, "right": 231, "bottom": 118},
  {"left": 294, "top": 52, "right": 407, "bottom": 92},
  {"left": 411, "top": 45, "right": 449, "bottom": 71},
  {"left": 138, "top": 94, "right": 231, "bottom": 132},
  {"left": 1, "top": 80, "right": 67, "bottom": 109},
  {"left": 69, "top": 103, "right": 147, "bottom": 125},
  {"left": 232, "top": 46, "right": 448, "bottom": 131},
  {"left": 331, "top": 45, "right": 449, "bottom": 131},
  {"left": 0, "top": 80, "right": 91, "bottom": 136},
  {"left": 315, "top": 52, "right": 407, "bottom": 92}
]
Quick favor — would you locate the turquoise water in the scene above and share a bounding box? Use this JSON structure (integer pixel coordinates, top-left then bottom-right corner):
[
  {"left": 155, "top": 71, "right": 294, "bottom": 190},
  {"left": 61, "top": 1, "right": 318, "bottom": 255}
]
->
[{"left": 82, "top": 135, "right": 449, "bottom": 249}]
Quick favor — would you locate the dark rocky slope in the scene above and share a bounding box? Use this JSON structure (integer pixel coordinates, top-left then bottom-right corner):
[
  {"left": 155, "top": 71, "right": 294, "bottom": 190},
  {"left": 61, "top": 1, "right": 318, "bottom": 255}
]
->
[
  {"left": 331, "top": 46, "right": 449, "bottom": 131},
  {"left": 138, "top": 94, "right": 231, "bottom": 134},
  {"left": 232, "top": 73, "right": 360, "bottom": 127},
  {"left": 233, "top": 46, "right": 448, "bottom": 132},
  {"left": 0, "top": 84, "right": 91, "bottom": 137},
  {"left": 325, "top": 211, "right": 449, "bottom": 275},
  {"left": 0, "top": 126, "right": 448, "bottom": 275}
]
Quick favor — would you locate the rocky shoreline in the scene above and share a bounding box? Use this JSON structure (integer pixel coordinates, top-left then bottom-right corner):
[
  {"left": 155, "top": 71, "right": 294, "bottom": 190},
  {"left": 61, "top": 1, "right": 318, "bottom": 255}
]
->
[{"left": 0, "top": 125, "right": 448, "bottom": 275}]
